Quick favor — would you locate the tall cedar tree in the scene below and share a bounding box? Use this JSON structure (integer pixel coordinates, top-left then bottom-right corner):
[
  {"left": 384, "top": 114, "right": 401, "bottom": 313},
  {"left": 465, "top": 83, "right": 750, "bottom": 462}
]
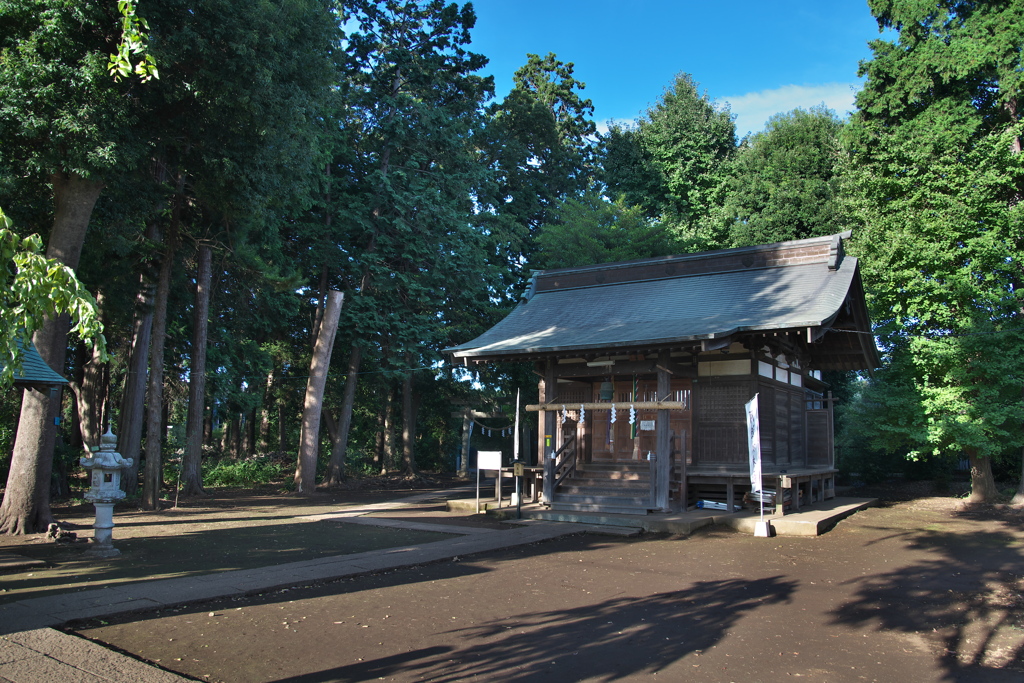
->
[
  {"left": 323, "top": 0, "right": 497, "bottom": 479},
  {"left": 601, "top": 73, "right": 736, "bottom": 251},
  {"left": 479, "top": 52, "right": 597, "bottom": 300},
  {"left": 128, "top": 0, "right": 341, "bottom": 505},
  {"left": 0, "top": 1, "right": 145, "bottom": 534},
  {"left": 846, "top": 0, "right": 1024, "bottom": 503}
]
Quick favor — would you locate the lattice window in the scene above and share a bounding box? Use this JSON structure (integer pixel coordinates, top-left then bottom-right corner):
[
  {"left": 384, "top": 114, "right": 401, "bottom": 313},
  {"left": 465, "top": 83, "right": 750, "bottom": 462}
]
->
[{"left": 695, "top": 382, "right": 749, "bottom": 464}]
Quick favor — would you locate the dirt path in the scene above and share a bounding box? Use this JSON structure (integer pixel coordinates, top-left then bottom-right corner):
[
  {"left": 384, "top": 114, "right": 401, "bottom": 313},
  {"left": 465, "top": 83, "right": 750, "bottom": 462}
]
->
[
  {"left": 0, "top": 484, "right": 499, "bottom": 606},
  {"left": 73, "top": 496, "right": 1024, "bottom": 683}
]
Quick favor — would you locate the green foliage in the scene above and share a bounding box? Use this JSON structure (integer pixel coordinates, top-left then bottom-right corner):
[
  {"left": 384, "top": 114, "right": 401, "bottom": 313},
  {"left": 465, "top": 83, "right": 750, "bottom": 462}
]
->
[
  {"left": 845, "top": 0, "right": 1024, "bottom": 495},
  {"left": 335, "top": 0, "right": 498, "bottom": 360},
  {"left": 0, "top": 0, "right": 146, "bottom": 178},
  {"left": 108, "top": 0, "right": 157, "bottom": 82},
  {"left": 0, "top": 208, "right": 104, "bottom": 386},
  {"left": 535, "top": 190, "right": 681, "bottom": 269},
  {"left": 479, "top": 52, "right": 598, "bottom": 298},
  {"left": 723, "top": 106, "right": 849, "bottom": 247},
  {"left": 601, "top": 73, "right": 735, "bottom": 249},
  {"left": 203, "top": 455, "right": 285, "bottom": 488}
]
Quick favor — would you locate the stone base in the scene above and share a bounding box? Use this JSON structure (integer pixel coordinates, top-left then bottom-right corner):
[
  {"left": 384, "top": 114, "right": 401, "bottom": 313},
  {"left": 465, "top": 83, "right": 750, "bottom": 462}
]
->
[{"left": 84, "top": 543, "right": 121, "bottom": 559}]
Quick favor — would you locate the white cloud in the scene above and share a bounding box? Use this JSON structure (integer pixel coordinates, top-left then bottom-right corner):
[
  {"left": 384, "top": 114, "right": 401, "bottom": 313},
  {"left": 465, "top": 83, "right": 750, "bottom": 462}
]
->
[
  {"left": 595, "top": 117, "right": 639, "bottom": 136},
  {"left": 723, "top": 83, "right": 861, "bottom": 139}
]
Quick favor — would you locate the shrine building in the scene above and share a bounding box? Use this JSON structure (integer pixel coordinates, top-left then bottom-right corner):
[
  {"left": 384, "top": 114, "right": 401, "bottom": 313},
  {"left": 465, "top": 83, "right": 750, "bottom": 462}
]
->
[{"left": 444, "top": 232, "right": 878, "bottom": 514}]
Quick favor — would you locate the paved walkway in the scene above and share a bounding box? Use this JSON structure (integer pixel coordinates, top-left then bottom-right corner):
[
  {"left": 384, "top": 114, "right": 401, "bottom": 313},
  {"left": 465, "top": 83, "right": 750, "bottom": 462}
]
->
[{"left": 0, "top": 489, "right": 625, "bottom": 683}]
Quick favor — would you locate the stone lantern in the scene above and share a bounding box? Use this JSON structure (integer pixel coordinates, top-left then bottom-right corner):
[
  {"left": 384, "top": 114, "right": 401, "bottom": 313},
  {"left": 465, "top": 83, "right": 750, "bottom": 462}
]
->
[{"left": 79, "top": 428, "right": 133, "bottom": 557}]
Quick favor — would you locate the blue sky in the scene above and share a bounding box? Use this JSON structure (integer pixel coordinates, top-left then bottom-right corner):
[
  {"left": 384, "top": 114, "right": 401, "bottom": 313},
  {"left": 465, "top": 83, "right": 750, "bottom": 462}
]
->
[{"left": 467, "top": 0, "right": 887, "bottom": 138}]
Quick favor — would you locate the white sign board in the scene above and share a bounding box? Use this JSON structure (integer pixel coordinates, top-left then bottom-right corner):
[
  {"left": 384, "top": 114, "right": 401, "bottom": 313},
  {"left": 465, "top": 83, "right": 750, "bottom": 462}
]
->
[
  {"left": 477, "top": 450, "right": 502, "bottom": 471},
  {"left": 639, "top": 420, "right": 655, "bottom": 431}
]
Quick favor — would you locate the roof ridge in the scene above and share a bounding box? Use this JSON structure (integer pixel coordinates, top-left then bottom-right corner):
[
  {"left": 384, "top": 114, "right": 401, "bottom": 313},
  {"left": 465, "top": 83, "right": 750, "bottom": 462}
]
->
[{"left": 534, "top": 232, "right": 850, "bottom": 278}]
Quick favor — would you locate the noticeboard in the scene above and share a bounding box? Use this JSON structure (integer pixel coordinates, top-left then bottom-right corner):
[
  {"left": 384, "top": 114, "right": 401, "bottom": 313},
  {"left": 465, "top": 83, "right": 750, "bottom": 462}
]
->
[{"left": 477, "top": 450, "right": 502, "bottom": 471}]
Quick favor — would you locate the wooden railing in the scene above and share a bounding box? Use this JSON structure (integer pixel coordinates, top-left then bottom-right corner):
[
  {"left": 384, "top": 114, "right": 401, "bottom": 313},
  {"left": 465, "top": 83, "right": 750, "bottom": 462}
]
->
[{"left": 542, "top": 434, "right": 577, "bottom": 503}]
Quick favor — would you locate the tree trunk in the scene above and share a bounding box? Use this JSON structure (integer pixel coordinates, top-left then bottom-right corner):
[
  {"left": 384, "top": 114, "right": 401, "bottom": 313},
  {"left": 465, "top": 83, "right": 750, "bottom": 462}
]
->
[
  {"left": 259, "top": 368, "right": 276, "bottom": 452},
  {"left": 1012, "top": 444, "right": 1024, "bottom": 507},
  {"left": 382, "top": 388, "right": 396, "bottom": 473},
  {"left": 233, "top": 414, "right": 242, "bottom": 457},
  {"left": 322, "top": 409, "right": 344, "bottom": 476},
  {"left": 311, "top": 269, "right": 328, "bottom": 349},
  {"left": 294, "top": 290, "right": 344, "bottom": 493},
  {"left": 0, "top": 171, "right": 103, "bottom": 534},
  {"left": 118, "top": 229, "right": 157, "bottom": 495},
  {"left": 325, "top": 344, "right": 361, "bottom": 484},
  {"left": 458, "top": 410, "right": 472, "bottom": 479},
  {"left": 278, "top": 404, "right": 287, "bottom": 453},
  {"left": 73, "top": 334, "right": 106, "bottom": 451},
  {"left": 142, "top": 223, "right": 177, "bottom": 510},
  {"left": 401, "top": 364, "right": 418, "bottom": 476},
  {"left": 181, "top": 244, "right": 212, "bottom": 496},
  {"left": 373, "top": 409, "right": 385, "bottom": 470},
  {"left": 966, "top": 449, "right": 999, "bottom": 504},
  {"left": 243, "top": 409, "right": 256, "bottom": 456},
  {"left": 220, "top": 416, "right": 231, "bottom": 454}
]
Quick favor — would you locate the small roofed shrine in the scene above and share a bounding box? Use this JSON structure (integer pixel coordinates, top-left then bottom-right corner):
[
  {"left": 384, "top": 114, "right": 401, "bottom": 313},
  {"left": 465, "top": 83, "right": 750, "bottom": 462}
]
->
[
  {"left": 5, "top": 337, "right": 68, "bottom": 392},
  {"left": 444, "top": 232, "right": 878, "bottom": 515}
]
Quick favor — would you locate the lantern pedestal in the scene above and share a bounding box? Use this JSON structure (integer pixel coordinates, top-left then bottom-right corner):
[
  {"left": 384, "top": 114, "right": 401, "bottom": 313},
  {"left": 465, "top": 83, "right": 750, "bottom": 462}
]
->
[{"left": 79, "top": 428, "right": 133, "bottom": 558}]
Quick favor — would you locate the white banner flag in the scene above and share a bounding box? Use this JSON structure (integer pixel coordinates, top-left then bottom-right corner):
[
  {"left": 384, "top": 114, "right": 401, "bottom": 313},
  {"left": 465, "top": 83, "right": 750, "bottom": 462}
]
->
[{"left": 745, "top": 394, "right": 762, "bottom": 494}]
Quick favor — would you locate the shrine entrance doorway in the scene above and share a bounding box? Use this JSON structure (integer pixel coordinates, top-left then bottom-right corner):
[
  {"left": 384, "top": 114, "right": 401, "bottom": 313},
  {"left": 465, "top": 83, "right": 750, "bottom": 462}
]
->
[{"left": 588, "top": 378, "right": 691, "bottom": 463}]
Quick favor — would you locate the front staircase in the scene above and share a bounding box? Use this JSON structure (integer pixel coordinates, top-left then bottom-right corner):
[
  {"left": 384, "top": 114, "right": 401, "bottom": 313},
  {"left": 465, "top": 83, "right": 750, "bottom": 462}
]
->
[{"left": 550, "top": 462, "right": 655, "bottom": 514}]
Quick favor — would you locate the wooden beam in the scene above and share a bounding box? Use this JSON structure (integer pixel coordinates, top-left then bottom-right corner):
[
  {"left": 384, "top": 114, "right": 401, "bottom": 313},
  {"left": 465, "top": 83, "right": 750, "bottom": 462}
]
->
[
  {"left": 525, "top": 401, "right": 689, "bottom": 412},
  {"left": 551, "top": 360, "right": 696, "bottom": 379}
]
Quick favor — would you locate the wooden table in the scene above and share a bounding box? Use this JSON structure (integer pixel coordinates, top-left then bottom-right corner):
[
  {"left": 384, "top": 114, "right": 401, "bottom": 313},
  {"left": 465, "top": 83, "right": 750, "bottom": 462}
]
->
[{"left": 490, "top": 465, "right": 544, "bottom": 506}]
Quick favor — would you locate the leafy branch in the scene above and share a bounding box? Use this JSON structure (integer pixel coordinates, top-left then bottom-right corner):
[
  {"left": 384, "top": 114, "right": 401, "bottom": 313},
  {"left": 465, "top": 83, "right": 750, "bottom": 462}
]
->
[
  {"left": 0, "top": 208, "right": 106, "bottom": 387},
  {"left": 108, "top": 0, "right": 159, "bottom": 82}
]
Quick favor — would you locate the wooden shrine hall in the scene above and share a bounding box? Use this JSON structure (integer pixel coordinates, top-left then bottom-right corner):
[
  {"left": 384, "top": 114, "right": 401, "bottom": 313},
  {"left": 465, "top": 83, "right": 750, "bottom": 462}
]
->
[{"left": 444, "top": 232, "right": 879, "bottom": 515}]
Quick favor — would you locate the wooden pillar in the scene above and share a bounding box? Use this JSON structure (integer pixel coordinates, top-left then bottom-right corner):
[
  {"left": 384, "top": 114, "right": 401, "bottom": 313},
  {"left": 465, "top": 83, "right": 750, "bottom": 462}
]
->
[
  {"left": 541, "top": 360, "right": 557, "bottom": 504},
  {"left": 656, "top": 351, "right": 671, "bottom": 511},
  {"left": 827, "top": 390, "right": 835, "bottom": 469}
]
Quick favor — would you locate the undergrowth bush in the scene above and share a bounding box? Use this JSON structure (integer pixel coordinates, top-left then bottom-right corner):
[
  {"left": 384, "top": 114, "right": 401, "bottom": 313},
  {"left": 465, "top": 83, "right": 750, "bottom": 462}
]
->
[{"left": 203, "top": 455, "right": 284, "bottom": 488}]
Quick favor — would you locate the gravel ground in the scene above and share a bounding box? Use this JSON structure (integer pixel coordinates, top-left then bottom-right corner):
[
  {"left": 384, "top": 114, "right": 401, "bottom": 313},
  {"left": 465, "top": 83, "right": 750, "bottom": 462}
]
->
[{"left": 70, "top": 492, "right": 1024, "bottom": 683}]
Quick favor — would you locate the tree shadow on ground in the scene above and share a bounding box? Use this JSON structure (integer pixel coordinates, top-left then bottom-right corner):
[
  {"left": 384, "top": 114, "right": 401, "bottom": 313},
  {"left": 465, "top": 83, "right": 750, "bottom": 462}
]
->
[
  {"left": 831, "top": 521, "right": 1024, "bottom": 681},
  {"left": 272, "top": 575, "right": 797, "bottom": 683},
  {"left": 1, "top": 521, "right": 454, "bottom": 604}
]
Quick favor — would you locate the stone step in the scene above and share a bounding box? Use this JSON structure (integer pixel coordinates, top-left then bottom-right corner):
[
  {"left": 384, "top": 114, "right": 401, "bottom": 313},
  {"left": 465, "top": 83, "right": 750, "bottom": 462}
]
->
[
  {"left": 553, "top": 492, "right": 653, "bottom": 508},
  {"left": 576, "top": 470, "right": 650, "bottom": 482},
  {"left": 548, "top": 502, "right": 653, "bottom": 514},
  {"left": 559, "top": 483, "right": 650, "bottom": 496},
  {"left": 581, "top": 462, "right": 653, "bottom": 472}
]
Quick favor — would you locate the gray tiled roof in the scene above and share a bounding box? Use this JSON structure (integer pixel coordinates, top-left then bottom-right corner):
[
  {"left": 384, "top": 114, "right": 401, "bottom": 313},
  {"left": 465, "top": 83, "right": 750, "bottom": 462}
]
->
[{"left": 446, "top": 233, "right": 873, "bottom": 365}]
